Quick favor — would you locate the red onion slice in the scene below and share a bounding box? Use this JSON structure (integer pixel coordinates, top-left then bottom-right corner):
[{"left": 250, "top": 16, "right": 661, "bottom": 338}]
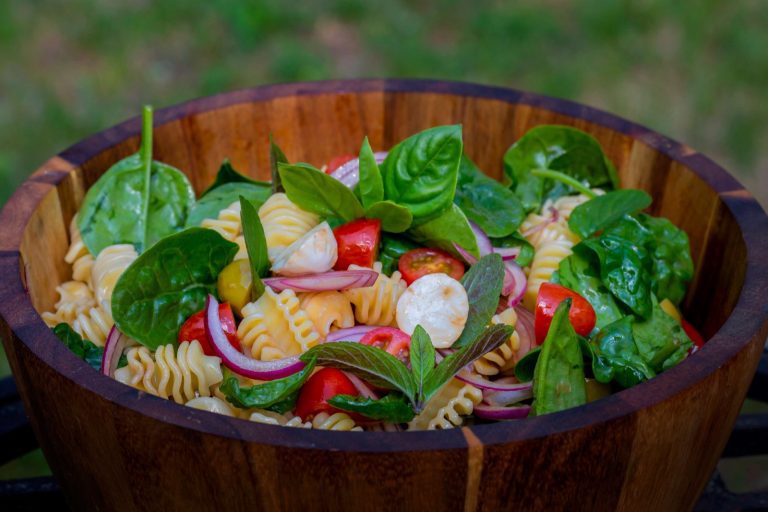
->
[
  {"left": 482, "top": 384, "right": 533, "bottom": 407},
  {"left": 452, "top": 242, "right": 478, "bottom": 266},
  {"left": 329, "top": 151, "right": 388, "bottom": 189},
  {"left": 263, "top": 270, "right": 378, "bottom": 292},
  {"left": 205, "top": 295, "right": 305, "bottom": 380},
  {"left": 503, "top": 260, "right": 527, "bottom": 306},
  {"left": 514, "top": 305, "right": 536, "bottom": 353},
  {"left": 493, "top": 247, "right": 521, "bottom": 261},
  {"left": 343, "top": 371, "right": 379, "bottom": 400},
  {"left": 468, "top": 220, "right": 493, "bottom": 257},
  {"left": 456, "top": 369, "right": 533, "bottom": 392},
  {"left": 324, "top": 325, "right": 382, "bottom": 343},
  {"left": 101, "top": 326, "right": 128, "bottom": 377},
  {"left": 474, "top": 403, "right": 531, "bottom": 420}
]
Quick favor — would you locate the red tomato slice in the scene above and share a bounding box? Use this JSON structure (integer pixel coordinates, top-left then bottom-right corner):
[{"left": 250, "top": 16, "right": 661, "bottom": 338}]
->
[
  {"left": 682, "top": 318, "right": 705, "bottom": 349},
  {"left": 360, "top": 327, "right": 411, "bottom": 364},
  {"left": 534, "top": 283, "right": 596, "bottom": 344},
  {"left": 398, "top": 248, "right": 465, "bottom": 285},
  {"left": 333, "top": 218, "right": 381, "bottom": 270},
  {"left": 178, "top": 303, "right": 241, "bottom": 356},
  {"left": 294, "top": 368, "right": 360, "bottom": 421},
  {"left": 326, "top": 154, "right": 356, "bottom": 174}
]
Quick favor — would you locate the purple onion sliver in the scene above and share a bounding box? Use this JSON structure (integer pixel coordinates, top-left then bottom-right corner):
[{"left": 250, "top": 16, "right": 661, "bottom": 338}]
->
[
  {"left": 482, "top": 386, "right": 533, "bottom": 407},
  {"left": 101, "top": 325, "right": 127, "bottom": 377},
  {"left": 504, "top": 260, "right": 527, "bottom": 306},
  {"left": 473, "top": 404, "right": 531, "bottom": 421},
  {"left": 468, "top": 220, "right": 493, "bottom": 257},
  {"left": 452, "top": 242, "right": 478, "bottom": 266},
  {"left": 455, "top": 370, "right": 534, "bottom": 392},
  {"left": 343, "top": 371, "right": 379, "bottom": 400},
  {"left": 493, "top": 246, "right": 521, "bottom": 260},
  {"left": 324, "top": 325, "right": 382, "bottom": 343}
]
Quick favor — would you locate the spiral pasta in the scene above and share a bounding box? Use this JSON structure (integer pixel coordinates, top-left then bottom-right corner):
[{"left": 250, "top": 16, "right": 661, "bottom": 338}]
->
[
  {"left": 408, "top": 379, "right": 482, "bottom": 430},
  {"left": 42, "top": 281, "right": 96, "bottom": 327},
  {"left": 474, "top": 307, "right": 521, "bottom": 376},
  {"left": 114, "top": 340, "right": 223, "bottom": 403},
  {"left": 258, "top": 193, "right": 319, "bottom": 261},
  {"left": 201, "top": 201, "right": 248, "bottom": 260},
  {"left": 249, "top": 410, "right": 311, "bottom": 428},
  {"left": 298, "top": 291, "right": 355, "bottom": 337},
  {"left": 65, "top": 215, "right": 95, "bottom": 285},
  {"left": 186, "top": 396, "right": 236, "bottom": 417},
  {"left": 237, "top": 288, "right": 320, "bottom": 360},
  {"left": 344, "top": 262, "right": 406, "bottom": 327},
  {"left": 92, "top": 244, "right": 137, "bottom": 315},
  {"left": 523, "top": 239, "right": 575, "bottom": 310},
  {"left": 542, "top": 190, "right": 603, "bottom": 222},
  {"left": 312, "top": 412, "right": 363, "bottom": 431}
]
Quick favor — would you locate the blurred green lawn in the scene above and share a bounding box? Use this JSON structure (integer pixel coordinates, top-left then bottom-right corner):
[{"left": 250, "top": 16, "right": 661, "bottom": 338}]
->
[{"left": 0, "top": 0, "right": 766, "bottom": 487}]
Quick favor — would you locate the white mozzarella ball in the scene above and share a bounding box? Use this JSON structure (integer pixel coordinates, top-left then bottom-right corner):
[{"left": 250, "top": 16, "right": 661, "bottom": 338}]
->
[{"left": 271, "top": 222, "right": 338, "bottom": 276}]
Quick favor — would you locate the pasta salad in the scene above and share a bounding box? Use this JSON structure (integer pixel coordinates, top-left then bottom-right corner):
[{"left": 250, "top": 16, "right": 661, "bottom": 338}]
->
[{"left": 43, "top": 106, "right": 700, "bottom": 431}]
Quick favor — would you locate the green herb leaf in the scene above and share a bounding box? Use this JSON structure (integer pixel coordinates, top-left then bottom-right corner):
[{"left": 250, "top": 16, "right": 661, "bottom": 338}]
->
[
  {"left": 407, "top": 204, "right": 479, "bottom": 258},
  {"left": 186, "top": 182, "right": 271, "bottom": 228},
  {"left": 409, "top": 325, "right": 436, "bottom": 406},
  {"left": 488, "top": 232, "right": 535, "bottom": 268},
  {"left": 201, "top": 159, "right": 270, "bottom": 197},
  {"left": 631, "top": 297, "right": 692, "bottom": 372},
  {"left": 219, "top": 359, "right": 316, "bottom": 410},
  {"left": 270, "top": 135, "right": 287, "bottom": 194},
  {"left": 378, "top": 234, "right": 419, "bottom": 276},
  {"left": 514, "top": 346, "right": 541, "bottom": 382},
  {"left": 365, "top": 200, "right": 413, "bottom": 233},
  {"left": 328, "top": 393, "right": 416, "bottom": 423},
  {"left": 239, "top": 195, "right": 268, "bottom": 300},
  {"left": 568, "top": 189, "right": 652, "bottom": 239},
  {"left": 300, "top": 342, "right": 416, "bottom": 402},
  {"left": 358, "top": 136, "right": 384, "bottom": 209},
  {"left": 452, "top": 253, "right": 505, "bottom": 349},
  {"left": 381, "top": 125, "right": 463, "bottom": 222},
  {"left": 590, "top": 316, "right": 656, "bottom": 388},
  {"left": 52, "top": 323, "right": 104, "bottom": 370},
  {"left": 112, "top": 228, "right": 239, "bottom": 349},
  {"left": 278, "top": 162, "right": 365, "bottom": 221}
]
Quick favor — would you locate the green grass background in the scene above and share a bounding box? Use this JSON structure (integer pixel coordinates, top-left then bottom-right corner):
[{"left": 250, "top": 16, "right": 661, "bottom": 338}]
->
[{"left": 1, "top": 0, "right": 766, "bottom": 488}]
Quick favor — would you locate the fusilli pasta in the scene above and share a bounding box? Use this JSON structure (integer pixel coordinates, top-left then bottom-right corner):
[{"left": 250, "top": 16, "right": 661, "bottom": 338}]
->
[
  {"left": 298, "top": 291, "right": 355, "bottom": 337},
  {"left": 186, "top": 396, "right": 236, "bottom": 417},
  {"left": 312, "top": 412, "right": 363, "bottom": 431},
  {"left": 474, "top": 307, "right": 521, "bottom": 376},
  {"left": 344, "top": 262, "right": 406, "bottom": 327},
  {"left": 201, "top": 201, "right": 248, "bottom": 260},
  {"left": 73, "top": 305, "right": 113, "bottom": 346},
  {"left": 408, "top": 379, "right": 482, "bottom": 430},
  {"left": 42, "top": 281, "right": 95, "bottom": 327},
  {"left": 92, "top": 244, "right": 137, "bottom": 315},
  {"left": 258, "top": 193, "right": 319, "bottom": 261},
  {"left": 249, "top": 410, "right": 311, "bottom": 428},
  {"left": 65, "top": 215, "right": 95, "bottom": 285},
  {"left": 523, "top": 239, "right": 575, "bottom": 310}
]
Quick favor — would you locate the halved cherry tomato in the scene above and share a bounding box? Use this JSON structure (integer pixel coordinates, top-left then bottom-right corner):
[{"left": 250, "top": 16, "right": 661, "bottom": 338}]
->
[
  {"left": 333, "top": 218, "right": 381, "bottom": 270},
  {"left": 398, "top": 248, "right": 465, "bottom": 285},
  {"left": 178, "top": 303, "right": 241, "bottom": 356},
  {"left": 326, "top": 154, "right": 356, "bottom": 174},
  {"left": 294, "top": 368, "right": 360, "bottom": 421},
  {"left": 682, "top": 318, "right": 705, "bottom": 349},
  {"left": 360, "top": 327, "right": 411, "bottom": 364},
  {"left": 534, "top": 283, "right": 596, "bottom": 344}
]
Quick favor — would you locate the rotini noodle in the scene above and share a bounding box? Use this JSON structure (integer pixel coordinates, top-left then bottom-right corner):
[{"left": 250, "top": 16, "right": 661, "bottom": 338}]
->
[
  {"left": 65, "top": 215, "right": 95, "bottom": 285},
  {"left": 186, "top": 396, "right": 236, "bottom": 417},
  {"left": 298, "top": 291, "right": 355, "bottom": 337},
  {"left": 344, "top": 262, "right": 406, "bottom": 327},
  {"left": 42, "top": 281, "right": 95, "bottom": 327},
  {"left": 73, "top": 305, "right": 113, "bottom": 346},
  {"left": 312, "top": 412, "right": 363, "bottom": 431},
  {"left": 408, "top": 379, "right": 482, "bottom": 430},
  {"left": 92, "top": 244, "right": 137, "bottom": 315},
  {"left": 523, "top": 239, "right": 575, "bottom": 310},
  {"left": 474, "top": 308, "right": 521, "bottom": 376},
  {"left": 249, "top": 410, "right": 311, "bottom": 428},
  {"left": 258, "top": 193, "right": 319, "bottom": 261},
  {"left": 201, "top": 201, "right": 241, "bottom": 241}
]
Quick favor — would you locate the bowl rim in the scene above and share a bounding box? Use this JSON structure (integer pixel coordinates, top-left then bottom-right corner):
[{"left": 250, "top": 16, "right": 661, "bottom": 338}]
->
[{"left": 1, "top": 78, "right": 767, "bottom": 452}]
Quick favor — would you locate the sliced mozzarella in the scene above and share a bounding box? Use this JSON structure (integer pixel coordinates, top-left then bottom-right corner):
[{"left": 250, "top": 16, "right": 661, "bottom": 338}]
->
[
  {"left": 396, "top": 273, "right": 469, "bottom": 348},
  {"left": 271, "top": 222, "right": 338, "bottom": 276}
]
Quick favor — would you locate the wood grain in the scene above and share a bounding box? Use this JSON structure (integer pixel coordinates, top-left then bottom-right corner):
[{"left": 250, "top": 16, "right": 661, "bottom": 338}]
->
[{"left": 0, "top": 79, "right": 767, "bottom": 511}]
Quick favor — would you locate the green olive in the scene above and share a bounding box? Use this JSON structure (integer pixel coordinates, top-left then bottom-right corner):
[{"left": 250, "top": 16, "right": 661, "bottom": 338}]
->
[{"left": 217, "top": 259, "right": 253, "bottom": 316}]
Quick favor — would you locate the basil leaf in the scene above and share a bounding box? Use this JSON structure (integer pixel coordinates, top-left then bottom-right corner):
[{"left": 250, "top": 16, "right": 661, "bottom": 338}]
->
[
  {"left": 365, "top": 200, "right": 413, "bottom": 233},
  {"left": 358, "top": 136, "right": 384, "bottom": 209},
  {"left": 185, "top": 182, "right": 271, "bottom": 228},
  {"left": 639, "top": 214, "right": 693, "bottom": 305},
  {"left": 239, "top": 196, "right": 268, "bottom": 300},
  {"left": 632, "top": 298, "right": 692, "bottom": 372},
  {"left": 381, "top": 125, "right": 463, "bottom": 222},
  {"left": 454, "top": 154, "right": 524, "bottom": 237},
  {"left": 590, "top": 316, "right": 655, "bottom": 388},
  {"left": 407, "top": 204, "right": 479, "bottom": 258},
  {"left": 409, "top": 325, "right": 435, "bottom": 406},
  {"left": 452, "top": 253, "right": 505, "bottom": 349},
  {"left": 201, "top": 159, "right": 270, "bottom": 196},
  {"left": 278, "top": 162, "right": 365, "bottom": 221},
  {"left": 503, "top": 125, "right": 619, "bottom": 213},
  {"left": 531, "top": 299, "right": 587, "bottom": 415},
  {"left": 569, "top": 189, "right": 652, "bottom": 239},
  {"left": 53, "top": 323, "right": 104, "bottom": 370},
  {"left": 514, "top": 346, "right": 541, "bottom": 382},
  {"left": 378, "top": 234, "right": 419, "bottom": 276},
  {"left": 489, "top": 232, "right": 535, "bottom": 268},
  {"left": 219, "top": 359, "right": 316, "bottom": 409},
  {"left": 423, "top": 324, "right": 513, "bottom": 402},
  {"left": 112, "top": 228, "right": 239, "bottom": 349},
  {"left": 265, "top": 391, "right": 300, "bottom": 414},
  {"left": 300, "top": 342, "right": 416, "bottom": 402},
  {"left": 270, "top": 135, "right": 287, "bottom": 194},
  {"left": 328, "top": 393, "right": 416, "bottom": 423},
  {"left": 78, "top": 107, "right": 195, "bottom": 254}
]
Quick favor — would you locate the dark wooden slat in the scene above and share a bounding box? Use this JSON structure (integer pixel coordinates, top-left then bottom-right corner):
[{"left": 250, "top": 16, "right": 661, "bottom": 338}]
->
[{"left": 0, "top": 477, "right": 67, "bottom": 512}]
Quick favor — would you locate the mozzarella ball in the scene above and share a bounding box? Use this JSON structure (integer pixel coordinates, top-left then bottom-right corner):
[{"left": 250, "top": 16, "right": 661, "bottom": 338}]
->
[{"left": 271, "top": 222, "right": 338, "bottom": 276}]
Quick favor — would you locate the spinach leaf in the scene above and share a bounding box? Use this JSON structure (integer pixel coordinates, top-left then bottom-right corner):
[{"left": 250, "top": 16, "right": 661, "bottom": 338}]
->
[
  {"left": 452, "top": 254, "right": 505, "bottom": 349},
  {"left": 454, "top": 154, "right": 524, "bottom": 237},
  {"left": 632, "top": 298, "right": 692, "bottom": 372},
  {"left": 278, "top": 162, "right": 365, "bottom": 221},
  {"left": 219, "top": 359, "right": 316, "bottom": 410},
  {"left": 488, "top": 232, "right": 535, "bottom": 268},
  {"left": 568, "top": 189, "right": 652, "bottom": 239},
  {"left": 590, "top": 316, "right": 655, "bottom": 388},
  {"left": 365, "top": 200, "right": 413, "bottom": 233},
  {"left": 185, "top": 182, "right": 271, "bottom": 228},
  {"left": 112, "top": 228, "right": 239, "bottom": 349},
  {"left": 358, "top": 136, "right": 384, "bottom": 209},
  {"left": 201, "top": 159, "right": 270, "bottom": 196},
  {"left": 328, "top": 393, "right": 415, "bottom": 423},
  {"left": 239, "top": 196, "right": 268, "bottom": 300},
  {"left": 514, "top": 346, "right": 541, "bottom": 382},
  {"left": 531, "top": 299, "right": 587, "bottom": 415},
  {"left": 503, "top": 125, "right": 619, "bottom": 213},
  {"left": 409, "top": 325, "right": 436, "bottom": 407},
  {"left": 381, "top": 125, "right": 463, "bottom": 222},
  {"left": 639, "top": 214, "right": 693, "bottom": 305},
  {"left": 270, "top": 135, "right": 287, "bottom": 194},
  {"left": 407, "top": 204, "right": 479, "bottom": 258},
  {"left": 78, "top": 107, "right": 195, "bottom": 254},
  {"left": 53, "top": 323, "right": 105, "bottom": 370},
  {"left": 378, "top": 234, "right": 419, "bottom": 276}
]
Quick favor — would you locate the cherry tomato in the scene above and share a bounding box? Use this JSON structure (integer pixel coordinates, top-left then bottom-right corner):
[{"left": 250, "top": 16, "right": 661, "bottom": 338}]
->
[
  {"left": 294, "top": 368, "right": 359, "bottom": 421},
  {"left": 682, "top": 318, "right": 705, "bottom": 349},
  {"left": 178, "top": 303, "right": 241, "bottom": 356},
  {"left": 360, "top": 327, "right": 411, "bottom": 364},
  {"left": 398, "top": 248, "right": 465, "bottom": 285},
  {"left": 326, "top": 154, "right": 356, "bottom": 174},
  {"left": 333, "top": 219, "right": 381, "bottom": 270},
  {"left": 534, "top": 283, "right": 596, "bottom": 344}
]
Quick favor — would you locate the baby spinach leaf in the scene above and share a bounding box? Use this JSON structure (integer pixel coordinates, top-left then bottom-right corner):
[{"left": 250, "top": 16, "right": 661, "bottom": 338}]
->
[
  {"left": 452, "top": 253, "right": 505, "bottom": 349},
  {"left": 112, "top": 228, "right": 239, "bottom": 349},
  {"left": 219, "top": 359, "right": 316, "bottom": 410},
  {"left": 514, "top": 346, "right": 541, "bottom": 382},
  {"left": 201, "top": 159, "right": 270, "bottom": 196},
  {"left": 410, "top": 325, "right": 436, "bottom": 407},
  {"left": 503, "top": 125, "right": 619, "bottom": 213},
  {"left": 328, "top": 393, "right": 415, "bottom": 423},
  {"left": 531, "top": 299, "right": 587, "bottom": 416},
  {"left": 407, "top": 204, "right": 479, "bottom": 258},
  {"left": 639, "top": 214, "right": 693, "bottom": 305},
  {"left": 632, "top": 298, "right": 692, "bottom": 372},
  {"left": 53, "top": 323, "right": 105, "bottom": 370},
  {"left": 381, "top": 125, "right": 463, "bottom": 222},
  {"left": 270, "top": 135, "right": 287, "bottom": 194},
  {"left": 379, "top": 234, "right": 419, "bottom": 276},
  {"left": 358, "top": 136, "right": 384, "bottom": 209},
  {"left": 454, "top": 154, "right": 524, "bottom": 237},
  {"left": 489, "top": 232, "right": 535, "bottom": 268},
  {"left": 365, "top": 200, "right": 413, "bottom": 233},
  {"left": 590, "top": 316, "right": 656, "bottom": 388},
  {"left": 239, "top": 196, "right": 268, "bottom": 300},
  {"left": 568, "top": 189, "right": 652, "bottom": 239},
  {"left": 185, "top": 182, "right": 271, "bottom": 228},
  {"left": 78, "top": 106, "right": 195, "bottom": 255},
  {"left": 278, "top": 162, "right": 365, "bottom": 221}
]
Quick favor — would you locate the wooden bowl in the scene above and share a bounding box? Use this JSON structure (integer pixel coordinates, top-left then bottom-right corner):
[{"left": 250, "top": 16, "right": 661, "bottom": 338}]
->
[{"left": 1, "top": 80, "right": 767, "bottom": 511}]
